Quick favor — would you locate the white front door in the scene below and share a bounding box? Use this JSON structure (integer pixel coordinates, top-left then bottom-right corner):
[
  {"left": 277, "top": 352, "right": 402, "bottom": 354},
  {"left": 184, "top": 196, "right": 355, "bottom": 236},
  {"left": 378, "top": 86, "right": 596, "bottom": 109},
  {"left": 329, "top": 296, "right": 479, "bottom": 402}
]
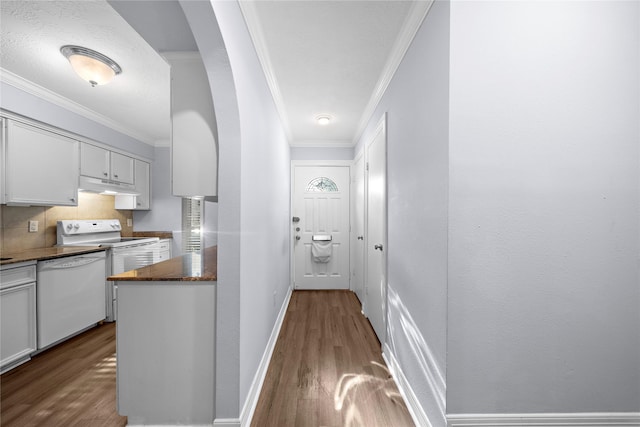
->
[
  {"left": 365, "top": 116, "right": 387, "bottom": 344},
  {"left": 293, "top": 165, "right": 350, "bottom": 290}
]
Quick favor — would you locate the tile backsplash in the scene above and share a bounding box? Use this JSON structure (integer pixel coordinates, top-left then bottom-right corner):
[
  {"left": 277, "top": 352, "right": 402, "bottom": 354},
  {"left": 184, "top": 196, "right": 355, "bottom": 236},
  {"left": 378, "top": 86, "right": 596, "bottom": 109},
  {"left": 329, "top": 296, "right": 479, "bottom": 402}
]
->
[{"left": 1, "top": 192, "right": 133, "bottom": 254}]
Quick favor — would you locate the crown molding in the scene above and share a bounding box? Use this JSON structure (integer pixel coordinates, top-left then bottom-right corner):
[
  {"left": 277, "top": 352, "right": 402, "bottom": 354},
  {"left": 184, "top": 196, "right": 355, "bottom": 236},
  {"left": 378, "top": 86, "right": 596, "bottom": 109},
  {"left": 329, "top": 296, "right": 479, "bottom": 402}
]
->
[
  {"left": 0, "top": 68, "right": 156, "bottom": 146},
  {"left": 290, "top": 139, "right": 354, "bottom": 149},
  {"left": 238, "top": 1, "right": 293, "bottom": 144},
  {"left": 351, "top": 0, "right": 434, "bottom": 146}
]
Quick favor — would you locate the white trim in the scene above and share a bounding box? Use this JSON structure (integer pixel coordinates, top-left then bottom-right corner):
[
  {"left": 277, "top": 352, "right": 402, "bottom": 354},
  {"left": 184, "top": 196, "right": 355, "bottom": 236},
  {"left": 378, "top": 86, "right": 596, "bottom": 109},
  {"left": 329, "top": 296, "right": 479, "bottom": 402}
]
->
[
  {"left": 383, "top": 344, "right": 434, "bottom": 427},
  {"left": 212, "top": 419, "right": 240, "bottom": 427},
  {"left": 127, "top": 425, "right": 212, "bottom": 427},
  {"left": 214, "top": 286, "right": 293, "bottom": 427},
  {"left": 351, "top": 0, "right": 434, "bottom": 147},
  {"left": 446, "top": 413, "right": 640, "bottom": 427},
  {"left": 237, "top": 1, "right": 293, "bottom": 144},
  {"left": 0, "top": 69, "right": 156, "bottom": 146}
]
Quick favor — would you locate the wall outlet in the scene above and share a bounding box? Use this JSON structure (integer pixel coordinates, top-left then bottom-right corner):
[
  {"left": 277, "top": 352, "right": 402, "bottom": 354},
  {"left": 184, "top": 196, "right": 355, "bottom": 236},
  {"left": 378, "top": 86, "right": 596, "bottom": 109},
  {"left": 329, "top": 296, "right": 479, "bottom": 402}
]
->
[
  {"left": 28, "top": 220, "right": 38, "bottom": 232},
  {"left": 127, "top": 218, "right": 132, "bottom": 227}
]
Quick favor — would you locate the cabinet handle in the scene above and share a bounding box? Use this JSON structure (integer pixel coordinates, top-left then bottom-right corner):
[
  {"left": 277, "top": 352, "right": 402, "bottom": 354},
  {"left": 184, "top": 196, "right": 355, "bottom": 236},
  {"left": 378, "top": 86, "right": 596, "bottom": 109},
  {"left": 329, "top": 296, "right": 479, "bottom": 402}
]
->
[
  {"left": 114, "top": 174, "right": 119, "bottom": 178},
  {"left": 70, "top": 197, "right": 76, "bottom": 203},
  {"left": 103, "top": 172, "right": 108, "bottom": 177},
  {"left": 136, "top": 202, "right": 141, "bottom": 206}
]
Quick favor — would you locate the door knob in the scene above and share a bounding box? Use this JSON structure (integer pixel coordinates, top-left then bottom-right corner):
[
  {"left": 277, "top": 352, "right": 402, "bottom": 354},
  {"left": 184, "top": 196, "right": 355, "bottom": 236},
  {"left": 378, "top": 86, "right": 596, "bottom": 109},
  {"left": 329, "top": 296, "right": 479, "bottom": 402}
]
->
[
  {"left": 295, "top": 236, "right": 301, "bottom": 241},
  {"left": 357, "top": 236, "right": 364, "bottom": 240},
  {"left": 374, "top": 244, "right": 383, "bottom": 251}
]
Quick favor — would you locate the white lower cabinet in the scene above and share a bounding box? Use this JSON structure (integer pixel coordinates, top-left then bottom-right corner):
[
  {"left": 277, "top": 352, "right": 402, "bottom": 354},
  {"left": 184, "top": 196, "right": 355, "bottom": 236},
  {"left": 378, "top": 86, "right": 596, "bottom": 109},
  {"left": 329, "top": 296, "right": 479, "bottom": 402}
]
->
[
  {"left": 116, "top": 281, "right": 215, "bottom": 424},
  {"left": 0, "top": 262, "right": 37, "bottom": 373},
  {"left": 153, "top": 239, "right": 172, "bottom": 263}
]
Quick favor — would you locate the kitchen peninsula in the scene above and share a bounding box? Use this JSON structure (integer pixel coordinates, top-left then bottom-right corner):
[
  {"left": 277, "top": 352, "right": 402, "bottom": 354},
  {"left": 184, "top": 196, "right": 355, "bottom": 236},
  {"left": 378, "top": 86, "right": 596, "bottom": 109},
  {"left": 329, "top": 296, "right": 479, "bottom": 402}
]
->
[{"left": 109, "top": 246, "right": 217, "bottom": 425}]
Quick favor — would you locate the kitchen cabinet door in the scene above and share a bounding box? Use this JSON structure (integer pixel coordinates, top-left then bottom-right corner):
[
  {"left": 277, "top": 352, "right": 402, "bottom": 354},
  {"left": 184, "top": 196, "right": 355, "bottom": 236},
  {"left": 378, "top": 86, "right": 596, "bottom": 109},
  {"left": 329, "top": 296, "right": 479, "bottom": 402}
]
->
[
  {"left": 115, "top": 159, "right": 151, "bottom": 210},
  {"left": 133, "top": 160, "right": 150, "bottom": 209},
  {"left": 80, "top": 143, "right": 110, "bottom": 180},
  {"left": 110, "top": 152, "right": 134, "bottom": 184},
  {"left": 1, "top": 262, "right": 37, "bottom": 373},
  {"left": 6, "top": 120, "right": 79, "bottom": 206}
]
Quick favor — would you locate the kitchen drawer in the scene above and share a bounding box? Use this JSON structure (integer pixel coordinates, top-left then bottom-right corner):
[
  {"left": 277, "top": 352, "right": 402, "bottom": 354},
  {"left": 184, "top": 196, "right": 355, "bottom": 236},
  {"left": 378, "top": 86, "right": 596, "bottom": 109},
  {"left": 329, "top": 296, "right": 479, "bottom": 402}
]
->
[{"left": 0, "top": 262, "right": 36, "bottom": 290}]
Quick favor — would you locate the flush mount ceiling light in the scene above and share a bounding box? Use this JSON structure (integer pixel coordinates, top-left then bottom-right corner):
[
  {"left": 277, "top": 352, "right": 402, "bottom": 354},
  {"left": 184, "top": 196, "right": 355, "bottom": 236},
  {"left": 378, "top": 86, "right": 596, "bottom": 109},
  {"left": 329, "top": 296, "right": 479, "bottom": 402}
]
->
[
  {"left": 316, "top": 115, "right": 332, "bottom": 125},
  {"left": 60, "top": 45, "right": 122, "bottom": 87}
]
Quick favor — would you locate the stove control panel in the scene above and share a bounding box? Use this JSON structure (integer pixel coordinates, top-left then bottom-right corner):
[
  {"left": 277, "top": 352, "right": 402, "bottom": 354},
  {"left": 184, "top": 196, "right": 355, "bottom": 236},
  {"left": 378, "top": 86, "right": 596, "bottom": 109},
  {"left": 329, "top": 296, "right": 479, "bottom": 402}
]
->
[{"left": 57, "top": 219, "right": 122, "bottom": 235}]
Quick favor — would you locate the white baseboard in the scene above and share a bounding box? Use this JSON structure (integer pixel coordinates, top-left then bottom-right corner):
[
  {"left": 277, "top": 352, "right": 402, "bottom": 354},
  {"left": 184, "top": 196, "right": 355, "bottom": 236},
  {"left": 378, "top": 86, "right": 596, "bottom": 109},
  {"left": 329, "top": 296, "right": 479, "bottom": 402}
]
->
[
  {"left": 383, "top": 343, "right": 437, "bottom": 427},
  {"left": 127, "top": 423, "right": 212, "bottom": 427},
  {"left": 213, "top": 286, "right": 293, "bottom": 427},
  {"left": 212, "top": 419, "right": 240, "bottom": 427},
  {"left": 446, "top": 413, "right": 640, "bottom": 426}
]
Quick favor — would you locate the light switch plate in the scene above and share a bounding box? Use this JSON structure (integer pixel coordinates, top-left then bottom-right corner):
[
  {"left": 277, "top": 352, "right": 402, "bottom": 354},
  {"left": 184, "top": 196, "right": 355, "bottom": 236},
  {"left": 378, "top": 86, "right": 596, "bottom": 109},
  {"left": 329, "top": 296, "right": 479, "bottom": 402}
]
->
[
  {"left": 28, "top": 220, "right": 38, "bottom": 232},
  {"left": 127, "top": 218, "right": 132, "bottom": 227}
]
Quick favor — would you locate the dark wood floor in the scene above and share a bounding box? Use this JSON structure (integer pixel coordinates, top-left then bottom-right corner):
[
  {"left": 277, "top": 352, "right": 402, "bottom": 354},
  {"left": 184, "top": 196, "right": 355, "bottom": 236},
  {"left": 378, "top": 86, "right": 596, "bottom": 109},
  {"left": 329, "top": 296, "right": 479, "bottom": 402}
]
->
[
  {"left": 1, "top": 291, "right": 414, "bottom": 426},
  {"left": 251, "top": 290, "right": 415, "bottom": 427},
  {"left": 0, "top": 322, "right": 126, "bottom": 427}
]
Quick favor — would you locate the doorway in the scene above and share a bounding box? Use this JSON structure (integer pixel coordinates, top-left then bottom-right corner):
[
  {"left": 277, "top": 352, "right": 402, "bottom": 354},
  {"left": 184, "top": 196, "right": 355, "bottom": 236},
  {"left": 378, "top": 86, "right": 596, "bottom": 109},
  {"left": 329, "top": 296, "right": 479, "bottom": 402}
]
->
[
  {"left": 364, "top": 115, "right": 387, "bottom": 344},
  {"left": 292, "top": 162, "right": 351, "bottom": 290}
]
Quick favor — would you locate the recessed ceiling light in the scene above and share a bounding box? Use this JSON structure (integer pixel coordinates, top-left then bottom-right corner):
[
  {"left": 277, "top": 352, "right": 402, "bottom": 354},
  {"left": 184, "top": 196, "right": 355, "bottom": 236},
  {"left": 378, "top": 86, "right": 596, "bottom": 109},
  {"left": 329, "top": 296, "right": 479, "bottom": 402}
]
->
[
  {"left": 61, "top": 45, "right": 122, "bottom": 87},
  {"left": 316, "top": 115, "right": 332, "bottom": 125}
]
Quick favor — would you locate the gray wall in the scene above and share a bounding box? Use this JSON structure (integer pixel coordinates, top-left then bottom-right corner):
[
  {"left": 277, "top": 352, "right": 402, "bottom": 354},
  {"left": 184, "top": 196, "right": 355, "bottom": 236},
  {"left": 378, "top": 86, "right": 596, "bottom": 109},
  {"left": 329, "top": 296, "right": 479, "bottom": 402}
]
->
[
  {"left": 290, "top": 146, "right": 354, "bottom": 161},
  {"left": 132, "top": 146, "right": 219, "bottom": 255},
  {"left": 354, "top": 0, "right": 639, "bottom": 422},
  {"left": 354, "top": 1, "right": 450, "bottom": 425},
  {"left": 447, "top": 0, "right": 640, "bottom": 414},
  {"left": 183, "top": 0, "right": 291, "bottom": 420},
  {"left": 1, "top": 82, "right": 153, "bottom": 160}
]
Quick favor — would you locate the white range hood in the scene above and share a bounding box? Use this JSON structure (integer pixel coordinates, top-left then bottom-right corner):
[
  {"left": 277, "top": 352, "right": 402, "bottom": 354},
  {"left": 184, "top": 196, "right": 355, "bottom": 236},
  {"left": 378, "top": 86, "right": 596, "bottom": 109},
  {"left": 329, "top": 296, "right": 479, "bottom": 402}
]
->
[{"left": 78, "top": 175, "right": 140, "bottom": 196}]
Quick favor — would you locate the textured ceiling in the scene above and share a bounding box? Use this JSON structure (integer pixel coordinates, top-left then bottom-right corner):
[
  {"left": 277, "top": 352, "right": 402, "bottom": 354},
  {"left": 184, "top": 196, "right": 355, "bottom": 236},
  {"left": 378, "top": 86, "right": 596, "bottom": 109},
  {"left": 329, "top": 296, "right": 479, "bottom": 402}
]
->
[
  {"left": 0, "top": 1, "right": 429, "bottom": 148},
  {"left": 243, "top": 0, "right": 418, "bottom": 146},
  {"left": 0, "top": 0, "right": 171, "bottom": 145}
]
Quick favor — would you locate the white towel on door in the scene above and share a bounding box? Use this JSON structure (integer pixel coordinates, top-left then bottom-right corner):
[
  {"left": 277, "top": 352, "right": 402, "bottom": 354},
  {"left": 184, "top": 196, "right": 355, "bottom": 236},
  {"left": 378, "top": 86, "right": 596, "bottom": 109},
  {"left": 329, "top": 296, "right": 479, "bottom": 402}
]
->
[{"left": 311, "top": 241, "right": 332, "bottom": 263}]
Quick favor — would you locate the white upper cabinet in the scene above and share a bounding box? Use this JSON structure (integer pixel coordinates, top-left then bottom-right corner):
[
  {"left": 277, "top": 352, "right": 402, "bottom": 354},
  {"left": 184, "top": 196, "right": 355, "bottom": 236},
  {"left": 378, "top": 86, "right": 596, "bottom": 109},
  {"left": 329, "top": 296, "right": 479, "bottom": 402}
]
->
[
  {"left": 165, "top": 52, "right": 218, "bottom": 198},
  {"left": 80, "top": 143, "right": 110, "bottom": 179},
  {"left": 133, "top": 160, "right": 150, "bottom": 209},
  {"left": 115, "top": 159, "right": 151, "bottom": 210},
  {"left": 81, "top": 143, "right": 134, "bottom": 184},
  {"left": 5, "top": 120, "right": 79, "bottom": 206}
]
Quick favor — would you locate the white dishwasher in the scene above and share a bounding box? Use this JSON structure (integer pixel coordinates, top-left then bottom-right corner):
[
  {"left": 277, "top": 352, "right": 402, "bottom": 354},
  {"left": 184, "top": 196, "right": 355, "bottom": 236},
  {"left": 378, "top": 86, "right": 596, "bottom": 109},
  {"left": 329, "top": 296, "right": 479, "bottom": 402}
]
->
[{"left": 37, "top": 251, "right": 106, "bottom": 350}]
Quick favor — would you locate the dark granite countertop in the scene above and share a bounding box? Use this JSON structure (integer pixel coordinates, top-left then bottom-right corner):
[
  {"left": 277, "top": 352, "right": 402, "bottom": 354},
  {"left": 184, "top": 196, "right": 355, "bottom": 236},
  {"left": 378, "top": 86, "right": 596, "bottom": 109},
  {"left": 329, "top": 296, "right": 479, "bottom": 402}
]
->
[
  {"left": 132, "top": 231, "right": 174, "bottom": 240},
  {"left": 0, "top": 246, "right": 106, "bottom": 266},
  {"left": 108, "top": 246, "right": 217, "bottom": 282}
]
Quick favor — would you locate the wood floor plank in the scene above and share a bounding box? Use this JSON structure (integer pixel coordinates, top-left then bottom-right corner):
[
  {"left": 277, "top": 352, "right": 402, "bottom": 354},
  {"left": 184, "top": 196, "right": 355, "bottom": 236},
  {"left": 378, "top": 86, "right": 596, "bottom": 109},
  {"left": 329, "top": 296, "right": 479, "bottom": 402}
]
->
[
  {"left": 251, "top": 290, "right": 415, "bottom": 427},
  {"left": 0, "top": 323, "right": 126, "bottom": 427}
]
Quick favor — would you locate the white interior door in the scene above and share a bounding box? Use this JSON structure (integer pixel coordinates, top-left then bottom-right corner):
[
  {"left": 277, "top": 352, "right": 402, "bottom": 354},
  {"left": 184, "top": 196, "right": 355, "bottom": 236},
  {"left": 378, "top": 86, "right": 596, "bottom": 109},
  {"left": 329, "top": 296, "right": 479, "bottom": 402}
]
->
[
  {"left": 351, "top": 154, "right": 366, "bottom": 305},
  {"left": 365, "top": 117, "right": 387, "bottom": 344},
  {"left": 293, "top": 165, "right": 350, "bottom": 289}
]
